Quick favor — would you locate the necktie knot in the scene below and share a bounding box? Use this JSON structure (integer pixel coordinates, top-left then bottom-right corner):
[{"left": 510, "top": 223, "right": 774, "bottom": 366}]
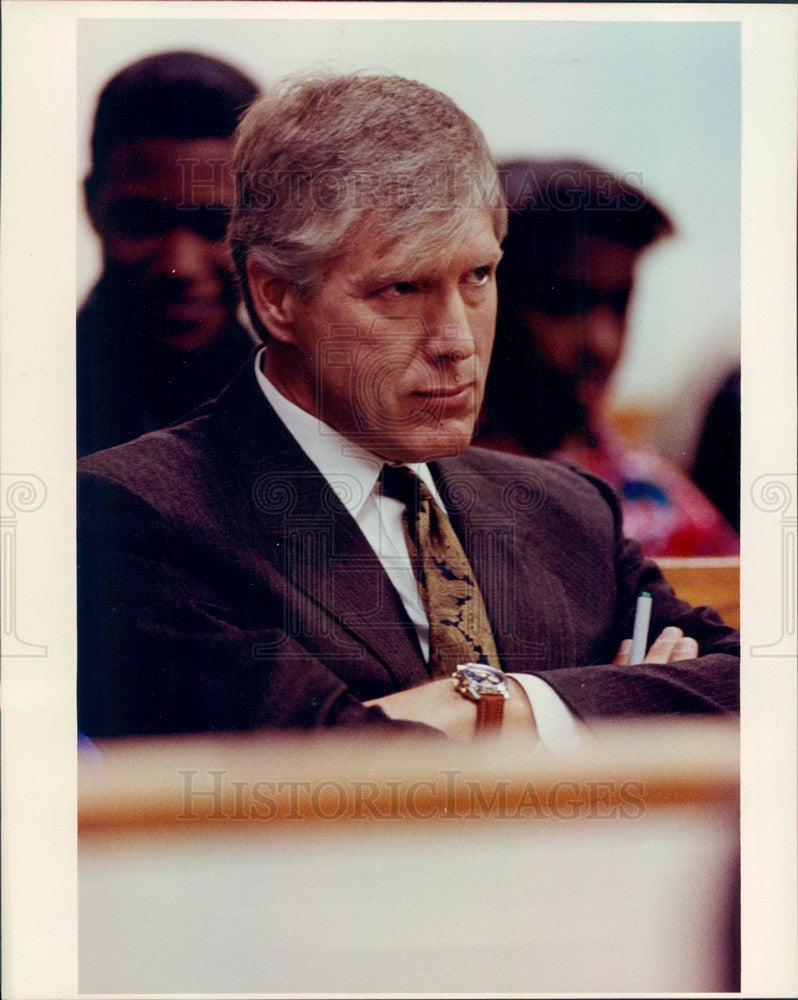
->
[
  {"left": 379, "top": 464, "right": 421, "bottom": 511},
  {"left": 379, "top": 464, "right": 427, "bottom": 544}
]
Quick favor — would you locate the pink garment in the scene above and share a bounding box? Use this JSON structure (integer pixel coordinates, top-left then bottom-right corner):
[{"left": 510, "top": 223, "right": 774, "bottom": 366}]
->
[{"left": 553, "top": 420, "right": 740, "bottom": 558}]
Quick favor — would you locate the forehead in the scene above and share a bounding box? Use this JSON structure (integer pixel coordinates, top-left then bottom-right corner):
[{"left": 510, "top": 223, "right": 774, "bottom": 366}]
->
[
  {"left": 97, "top": 137, "right": 234, "bottom": 205},
  {"left": 327, "top": 210, "right": 502, "bottom": 286},
  {"left": 559, "top": 235, "right": 638, "bottom": 289}
]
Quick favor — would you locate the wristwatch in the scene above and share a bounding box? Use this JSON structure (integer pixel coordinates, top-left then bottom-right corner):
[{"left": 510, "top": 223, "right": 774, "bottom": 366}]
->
[{"left": 452, "top": 663, "right": 510, "bottom": 737}]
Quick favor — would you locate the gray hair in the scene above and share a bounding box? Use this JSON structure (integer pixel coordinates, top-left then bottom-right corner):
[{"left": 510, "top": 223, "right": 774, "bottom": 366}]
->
[{"left": 230, "top": 73, "right": 507, "bottom": 334}]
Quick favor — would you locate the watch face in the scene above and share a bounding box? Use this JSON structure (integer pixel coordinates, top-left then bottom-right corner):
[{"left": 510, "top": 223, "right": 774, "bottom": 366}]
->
[{"left": 455, "top": 664, "right": 509, "bottom": 701}]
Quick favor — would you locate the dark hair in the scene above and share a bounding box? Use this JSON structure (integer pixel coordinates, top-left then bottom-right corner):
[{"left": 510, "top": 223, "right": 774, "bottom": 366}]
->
[
  {"left": 481, "top": 159, "right": 673, "bottom": 454},
  {"left": 497, "top": 158, "right": 673, "bottom": 300},
  {"left": 86, "top": 50, "right": 260, "bottom": 198}
]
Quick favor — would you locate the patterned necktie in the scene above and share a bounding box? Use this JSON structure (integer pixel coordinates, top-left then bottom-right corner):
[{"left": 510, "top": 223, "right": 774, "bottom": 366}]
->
[{"left": 379, "top": 464, "right": 501, "bottom": 678}]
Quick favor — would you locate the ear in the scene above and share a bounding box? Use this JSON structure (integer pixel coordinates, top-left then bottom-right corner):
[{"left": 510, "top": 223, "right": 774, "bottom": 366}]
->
[
  {"left": 84, "top": 176, "right": 103, "bottom": 236},
  {"left": 246, "top": 257, "right": 301, "bottom": 345}
]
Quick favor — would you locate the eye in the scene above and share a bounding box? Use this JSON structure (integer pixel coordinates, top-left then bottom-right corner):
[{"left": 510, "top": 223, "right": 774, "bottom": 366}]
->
[
  {"left": 189, "top": 205, "right": 231, "bottom": 243},
  {"left": 467, "top": 265, "right": 492, "bottom": 287},
  {"left": 375, "top": 280, "right": 418, "bottom": 299},
  {"left": 104, "top": 199, "right": 173, "bottom": 239}
]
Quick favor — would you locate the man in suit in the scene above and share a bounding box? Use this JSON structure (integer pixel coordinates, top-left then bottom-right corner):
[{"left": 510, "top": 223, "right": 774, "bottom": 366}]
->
[{"left": 78, "top": 74, "right": 738, "bottom": 745}]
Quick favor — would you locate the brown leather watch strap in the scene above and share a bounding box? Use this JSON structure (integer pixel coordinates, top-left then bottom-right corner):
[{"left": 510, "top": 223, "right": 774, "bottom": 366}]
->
[{"left": 475, "top": 691, "right": 505, "bottom": 736}]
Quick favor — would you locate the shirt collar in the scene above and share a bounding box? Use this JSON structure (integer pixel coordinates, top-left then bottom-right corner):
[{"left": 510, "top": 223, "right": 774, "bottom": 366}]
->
[{"left": 254, "top": 347, "right": 444, "bottom": 517}]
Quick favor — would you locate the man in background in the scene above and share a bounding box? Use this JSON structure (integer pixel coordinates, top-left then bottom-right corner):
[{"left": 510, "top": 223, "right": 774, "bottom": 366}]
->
[{"left": 78, "top": 50, "right": 260, "bottom": 457}]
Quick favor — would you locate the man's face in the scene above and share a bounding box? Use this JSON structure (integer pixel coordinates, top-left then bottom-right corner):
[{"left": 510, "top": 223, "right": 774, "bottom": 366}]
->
[
  {"left": 523, "top": 235, "right": 638, "bottom": 410},
  {"left": 265, "top": 211, "right": 502, "bottom": 463},
  {"left": 88, "top": 137, "right": 238, "bottom": 352}
]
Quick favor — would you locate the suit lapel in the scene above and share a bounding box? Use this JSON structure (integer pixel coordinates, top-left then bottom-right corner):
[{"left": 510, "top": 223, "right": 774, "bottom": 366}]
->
[
  {"left": 208, "top": 359, "right": 428, "bottom": 688},
  {"left": 434, "top": 457, "right": 575, "bottom": 673}
]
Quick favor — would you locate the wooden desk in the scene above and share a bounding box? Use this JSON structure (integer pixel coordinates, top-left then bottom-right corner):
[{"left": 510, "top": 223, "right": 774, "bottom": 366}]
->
[
  {"left": 658, "top": 556, "right": 740, "bottom": 629},
  {"left": 79, "top": 720, "right": 739, "bottom": 994}
]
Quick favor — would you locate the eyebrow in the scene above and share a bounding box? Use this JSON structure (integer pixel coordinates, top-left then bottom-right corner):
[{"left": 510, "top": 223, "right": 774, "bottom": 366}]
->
[
  {"left": 356, "top": 249, "right": 503, "bottom": 290},
  {"left": 356, "top": 268, "right": 416, "bottom": 290}
]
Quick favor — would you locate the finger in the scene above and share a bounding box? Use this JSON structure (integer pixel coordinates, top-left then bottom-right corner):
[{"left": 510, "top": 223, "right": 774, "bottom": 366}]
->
[
  {"left": 613, "top": 638, "right": 632, "bottom": 666},
  {"left": 671, "top": 637, "right": 699, "bottom": 662},
  {"left": 643, "top": 625, "right": 684, "bottom": 664}
]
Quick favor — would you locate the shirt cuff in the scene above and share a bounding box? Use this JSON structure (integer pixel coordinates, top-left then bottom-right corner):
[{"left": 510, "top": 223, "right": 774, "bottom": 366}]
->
[{"left": 507, "top": 673, "right": 585, "bottom": 755}]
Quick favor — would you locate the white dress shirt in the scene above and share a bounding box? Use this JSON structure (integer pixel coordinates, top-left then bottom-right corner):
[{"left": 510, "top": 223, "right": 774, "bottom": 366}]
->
[{"left": 254, "top": 349, "right": 582, "bottom": 753}]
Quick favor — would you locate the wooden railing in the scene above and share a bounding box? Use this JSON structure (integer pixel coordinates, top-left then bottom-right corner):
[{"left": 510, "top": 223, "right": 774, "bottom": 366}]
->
[
  {"left": 79, "top": 721, "right": 739, "bottom": 994},
  {"left": 657, "top": 556, "right": 740, "bottom": 629}
]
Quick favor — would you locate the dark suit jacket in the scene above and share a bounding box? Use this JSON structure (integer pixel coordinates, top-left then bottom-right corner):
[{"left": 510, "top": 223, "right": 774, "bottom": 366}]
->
[
  {"left": 77, "top": 273, "right": 254, "bottom": 458},
  {"left": 77, "top": 358, "right": 739, "bottom": 738}
]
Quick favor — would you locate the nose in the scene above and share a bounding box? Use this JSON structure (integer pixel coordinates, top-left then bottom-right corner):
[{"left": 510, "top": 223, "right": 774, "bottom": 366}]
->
[
  {"left": 582, "top": 306, "right": 625, "bottom": 367},
  {"left": 424, "top": 289, "right": 475, "bottom": 362},
  {"left": 152, "top": 226, "right": 214, "bottom": 283}
]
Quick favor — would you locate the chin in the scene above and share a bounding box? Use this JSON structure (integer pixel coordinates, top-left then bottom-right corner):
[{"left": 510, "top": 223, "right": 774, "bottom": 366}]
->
[
  {"left": 161, "top": 325, "right": 223, "bottom": 354},
  {"left": 575, "top": 379, "right": 609, "bottom": 410},
  {"left": 388, "top": 422, "right": 475, "bottom": 464}
]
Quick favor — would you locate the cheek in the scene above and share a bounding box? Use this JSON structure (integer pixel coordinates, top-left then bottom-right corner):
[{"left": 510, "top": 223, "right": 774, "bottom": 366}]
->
[
  {"left": 348, "top": 320, "right": 427, "bottom": 392},
  {"left": 102, "top": 235, "right": 161, "bottom": 269},
  {"left": 210, "top": 242, "right": 235, "bottom": 278},
  {"left": 531, "top": 319, "right": 581, "bottom": 371},
  {"left": 473, "top": 306, "right": 497, "bottom": 360},
  {"left": 350, "top": 343, "right": 417, "bottom": 412}
]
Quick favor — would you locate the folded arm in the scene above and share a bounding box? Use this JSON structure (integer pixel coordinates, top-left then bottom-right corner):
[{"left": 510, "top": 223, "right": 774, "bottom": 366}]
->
[
  {"left": 78, "top": 471, "right": 437, "bottom": 738},
  {"left": 367, "top": 625, "right": 704, "bottom": 744},
  {"left": 78, "top": 465, "right": 739, "bottom": 741}
]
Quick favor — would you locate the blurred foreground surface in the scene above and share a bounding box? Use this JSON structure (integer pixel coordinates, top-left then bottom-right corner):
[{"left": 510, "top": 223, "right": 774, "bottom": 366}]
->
[{"left": 79, "top": 717, "right": 739, "bottom": 994}]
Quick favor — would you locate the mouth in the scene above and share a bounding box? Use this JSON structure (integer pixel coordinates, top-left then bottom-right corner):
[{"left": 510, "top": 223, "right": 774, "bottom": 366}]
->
[
  {"left": 156, "top": 299, "right": 227, "bottom": 352},
  {"left": 163, "top": 298, "right": 224, "bottom": 325},
  {"left": 411, "top": 382, "right": 477, "bottom": 415}
]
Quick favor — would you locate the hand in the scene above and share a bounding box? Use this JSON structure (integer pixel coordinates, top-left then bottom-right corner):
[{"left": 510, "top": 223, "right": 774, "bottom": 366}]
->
[
  {"left": 365, "top": 675, "right": 538, "bottom": 747},
  {"left": 365, "top": 678, "right": 474, "bottom": 741},
  {"left": 613, "top": 625, "right": 699, "bottom": 666}
]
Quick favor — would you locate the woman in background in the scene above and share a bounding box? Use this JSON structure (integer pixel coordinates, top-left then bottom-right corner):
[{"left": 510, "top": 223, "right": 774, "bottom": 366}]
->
[{"left": 477, "top": 159, "right": 739, "bottom": 557}]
